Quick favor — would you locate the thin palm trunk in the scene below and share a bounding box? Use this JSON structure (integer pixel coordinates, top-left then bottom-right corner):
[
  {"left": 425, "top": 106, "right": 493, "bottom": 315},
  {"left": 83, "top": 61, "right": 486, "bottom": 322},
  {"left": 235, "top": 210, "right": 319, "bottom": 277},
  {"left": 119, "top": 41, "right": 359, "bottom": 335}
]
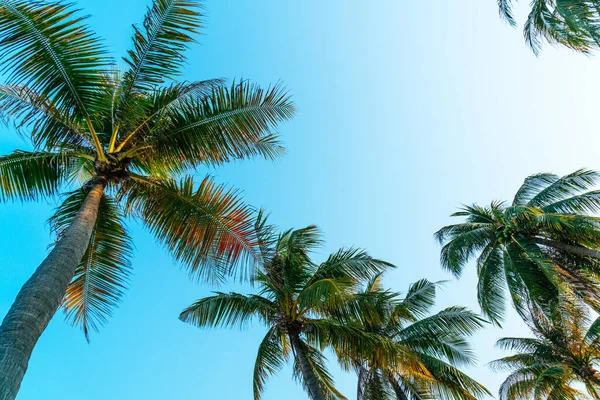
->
[
  {"left": 289, "top": 332, "right": 326, "bottom": 400},
  {"left": 0, "top": 179, "right": 106, "bottom": 400},
  {"left": 535, "top": 237, "right": 600, "bottom": 259}
]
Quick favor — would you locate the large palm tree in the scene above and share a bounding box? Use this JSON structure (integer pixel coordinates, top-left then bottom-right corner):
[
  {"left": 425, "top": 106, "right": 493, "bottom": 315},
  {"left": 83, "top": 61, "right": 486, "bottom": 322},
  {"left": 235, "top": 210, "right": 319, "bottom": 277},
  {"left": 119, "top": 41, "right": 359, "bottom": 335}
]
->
[
  {"left": 491, "top": 290, "right": 600, "bottom": 399},
  {"left": 179, "top": 218, "right": 393, "bottom": 400},
  {"left": 0, "top": 1, "right": 294, "bottom": 398},
  {"left": 333, "top": 276, "right": 489, "bottom": 400},
  {"left": 435, "top": 170, "right": 600, "bottom": 325},
  {"left": 497, "top": 0, "right": 600, "bottom": 54}
]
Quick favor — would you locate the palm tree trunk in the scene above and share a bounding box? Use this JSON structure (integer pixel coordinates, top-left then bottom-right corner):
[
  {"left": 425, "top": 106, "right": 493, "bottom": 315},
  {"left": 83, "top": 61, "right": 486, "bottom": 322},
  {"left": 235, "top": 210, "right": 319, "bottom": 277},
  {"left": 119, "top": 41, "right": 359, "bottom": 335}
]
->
[
  {"left": 0, "top": 179, "right": 106, "bottom": 400},
  {"left": 288, "top": 332, "right": 325, "bottom": 400},
  {"left": 535, "top": 237, "right": 600, "bottom": 259}
]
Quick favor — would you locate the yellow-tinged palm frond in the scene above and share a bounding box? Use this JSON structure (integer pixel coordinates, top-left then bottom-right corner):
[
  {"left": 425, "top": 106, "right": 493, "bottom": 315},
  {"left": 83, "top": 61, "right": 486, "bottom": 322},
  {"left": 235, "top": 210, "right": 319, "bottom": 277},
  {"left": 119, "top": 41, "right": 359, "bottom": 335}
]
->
[
  {"left": 122, "top": 174, "right": 258, "bottom": 283},
  {"left": 339, "top": 279, "right": 489, "bottom": 400}
]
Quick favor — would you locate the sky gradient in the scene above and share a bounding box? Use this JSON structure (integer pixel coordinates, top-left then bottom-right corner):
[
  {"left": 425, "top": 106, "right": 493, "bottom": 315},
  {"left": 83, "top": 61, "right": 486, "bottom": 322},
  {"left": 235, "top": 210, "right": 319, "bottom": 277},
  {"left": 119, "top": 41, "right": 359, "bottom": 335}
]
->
[{"left": 1, "top": 0, "right": 600, "bottom": 398}]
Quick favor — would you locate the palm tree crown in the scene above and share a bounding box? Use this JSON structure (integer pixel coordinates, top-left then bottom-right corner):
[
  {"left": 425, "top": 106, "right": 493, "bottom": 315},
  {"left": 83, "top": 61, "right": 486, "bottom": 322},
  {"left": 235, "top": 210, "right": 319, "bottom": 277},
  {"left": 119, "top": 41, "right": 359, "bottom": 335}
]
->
[
  {"left": 0, "top": 0, "right": 294, "bottom": 336},
  {"left": 179, "top": 217, "right": 394, "bottom": 400},
  {"left": 492, "top": 291, "right": 600, "bottom": 399},
  {"left": 436, "top": 170, "right": 600, "bottom": 325},
  {"left": 333, "top": 276, "right": 489, "bottom": 400}
]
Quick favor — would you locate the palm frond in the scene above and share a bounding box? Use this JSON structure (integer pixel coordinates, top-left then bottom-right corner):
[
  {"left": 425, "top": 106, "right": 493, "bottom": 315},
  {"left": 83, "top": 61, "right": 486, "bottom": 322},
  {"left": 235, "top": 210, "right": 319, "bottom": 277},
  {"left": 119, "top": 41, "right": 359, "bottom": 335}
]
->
[
  {"left": 121, "top": 0, "right": 203, "bottom": 94},
  {"left": 253, "top": 327, "right": 288, "bottom": 400},
  {"left": 123, "top": 174, "right": 257, "bottom": 282},
  {"left": 524, "top": 0, "right": 600, "bottom": 55},
  {"left": 179, "top": 292, "right": 275, "bottom": 329},
  {"left": 50, "top": 187, "right": 133, "bottom": 340},
  {"left": 417, "top": 354, "right": 491, "bottom": 399},
  {"left": 498, "top": 0, "right": 517, "bottom": 27},
  {"left": 0, "top": 150, "right": 85, "bottom": 201},
  {"left": 311, "top": 248, "right": 394, "bottom": 284},
  {"left": 476, "top": 243, "right": 507, "bottom": 325},
  {"left": 527, "top": 169, "right": 600, "bottom": 208},
  {"left": 143, "top": 81, "right": 295, "bottom": 171},
  {"left": 400, "top": 278, "right": 439, "bottom": 319},
  {"left": 0, "top": 84, "right": 91, "bottom": 149},
  {"left": 0, "top": 0, "right": 111, "bottom": 119}
]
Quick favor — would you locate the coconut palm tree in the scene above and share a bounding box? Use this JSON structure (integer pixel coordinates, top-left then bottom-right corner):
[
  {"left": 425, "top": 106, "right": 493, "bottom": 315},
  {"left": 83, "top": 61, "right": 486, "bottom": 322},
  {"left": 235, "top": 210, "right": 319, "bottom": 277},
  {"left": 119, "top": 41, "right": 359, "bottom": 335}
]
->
[
  {"left": 179, "top": 217, "right": 394, "bottom": 400},
  {"left": 497, "top": 0, "right": 600, "bottom": 54},
  {"left": 435, "top": 170, "right": 600, "bottom": 326},
  {"left": 0, "top": 1, "right": 294, "bottom": 398},
  {"left": 332, "top": 276, "right": 489, "bottom": 400},
  {"left": 491, "top": 290, "right": 600, "bottom": 399}
]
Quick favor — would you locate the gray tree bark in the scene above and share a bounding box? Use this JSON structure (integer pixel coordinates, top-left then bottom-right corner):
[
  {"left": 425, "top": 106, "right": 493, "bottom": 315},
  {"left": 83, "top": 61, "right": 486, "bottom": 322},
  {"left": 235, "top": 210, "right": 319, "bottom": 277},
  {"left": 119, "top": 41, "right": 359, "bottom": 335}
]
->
[
  {"left": 0, "top": 180, "right": 105, "bottom": 400},
  {"left": 289, "top": 332, "right": 326, "bottom": 400},
  {"left": 535, "top": 237, "right": 600, "bottom": 259}
]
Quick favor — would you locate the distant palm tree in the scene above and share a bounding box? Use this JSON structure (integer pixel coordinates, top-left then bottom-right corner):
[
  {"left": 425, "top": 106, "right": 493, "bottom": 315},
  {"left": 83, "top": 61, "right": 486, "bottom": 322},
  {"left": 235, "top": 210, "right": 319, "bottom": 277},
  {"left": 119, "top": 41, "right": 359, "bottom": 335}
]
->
[
  {"left": 0, "top": 1, "right": 294, "bottom": 398},
  {"left": 179, "top": 217, "right": 393, "bottom": 400},
  {"left": 491, "top": 290, "right": 600, "bottom": 399},
  {"left": 497, "top": 0, "right": 600, "bottom": 54},
  {"left": 333, "top": 276, "right": 489, "bottom": 400},
  {"left": 435, "top": 170, "right": 600, "bottom": 325}
]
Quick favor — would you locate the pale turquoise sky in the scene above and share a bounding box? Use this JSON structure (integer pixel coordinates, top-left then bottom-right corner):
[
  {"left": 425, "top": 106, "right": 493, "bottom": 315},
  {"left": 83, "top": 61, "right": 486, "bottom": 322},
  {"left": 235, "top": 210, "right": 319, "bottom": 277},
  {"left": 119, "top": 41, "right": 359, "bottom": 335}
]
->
[{"left": 1, "top": 1, "right": 600, "bottom": 399}]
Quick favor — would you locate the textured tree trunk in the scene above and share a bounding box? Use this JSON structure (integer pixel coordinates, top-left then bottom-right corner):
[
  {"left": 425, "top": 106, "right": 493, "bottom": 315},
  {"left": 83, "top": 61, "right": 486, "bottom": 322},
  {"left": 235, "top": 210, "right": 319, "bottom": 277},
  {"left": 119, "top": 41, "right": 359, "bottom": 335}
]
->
[
  {"left": 0, "top": 180, "right": 105, "bottom": 400},
  {"left": 535, "top": 237, "right": 600, "bottom": 259},
  {"left": 289, "top": 332, "right": 325, "bottom": 400}
]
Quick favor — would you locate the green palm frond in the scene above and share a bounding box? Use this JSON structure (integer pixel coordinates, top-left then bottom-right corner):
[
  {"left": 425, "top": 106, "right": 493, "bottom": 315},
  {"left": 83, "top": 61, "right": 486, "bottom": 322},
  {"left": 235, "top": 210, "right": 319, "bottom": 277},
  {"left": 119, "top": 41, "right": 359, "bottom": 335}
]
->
[
  {"left": 253, "top": 326, "right": 289, "bottom": 400},
  {"left": 121, "top": 0, "right": 202, "bottom": 94},
  {"left": 0, "top": 84, "right": 91, "bottom": 149},
  {"left": 142, "top": 81, "right": 295, "bottom": 171},
  {"left": 476, "top": 243, "right": 506, "bottom": 325},
  {"left": 526, "top": 169, "right": 599, "bottom": 208},
  {"left": 498, "top": 0, "right": 517, "bottom": 26},
  {"left": 500, "top": 0, "right": 600, "bottom": 54},
  {"left": 397, "top": 307, "right": 485, "bottom": 366},
  {"left": 0, "top": 150, "right": 87, "bottom": 201},
  {"left": 0, "top": 0, "right": 111, "bottom": 119},
  {"left": 400, "top": 278, "right": 440, "bottom": 319},
  {"left": 438, "top": 170, "right": 600, "bottom": 325},
  {"left": 123, "top": 174, "right": 257, "bottom": 282},
  {"left": 418, "top": 354, "right": 491, "bottom": 400},
  {"left": 437, "top": 220, "right": 495, "bottom": 277},
  {"left": 179, "top": 292, "right": 275, "bottom": 329},
  {"left": 311, "top": 248, "right": 395, "bottom": 283},
  {"left": 529, "top": 0, "right": 600, "bottom": 55},
  {"left": 296, "top": 278, "right": 355, "bottom": 311},
  {"left": 49, "top": 187, "right": 133, "bottom": 340}
]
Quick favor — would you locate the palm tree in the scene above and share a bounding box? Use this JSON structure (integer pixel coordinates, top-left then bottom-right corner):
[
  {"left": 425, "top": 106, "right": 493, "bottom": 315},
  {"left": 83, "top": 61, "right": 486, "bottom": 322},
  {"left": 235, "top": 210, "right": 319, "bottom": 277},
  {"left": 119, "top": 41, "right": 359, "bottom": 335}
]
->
[
  {"left": 491, "top": 290, "right": 600, "bottom": 399},
  {"left": 435, "top": 170, "right": 600, "bottom": 325},
  {"left": 333, "top": 276, "right": 489, "bottom": 400},
  {"left": 0, "top": 1, "right": 294, "bottom": 398},
  {"left": 179, "top": 218, "right": 393, "bottom": 400},
  {"left": 497, "top": 0, "right": 600, "bottom": 54}
]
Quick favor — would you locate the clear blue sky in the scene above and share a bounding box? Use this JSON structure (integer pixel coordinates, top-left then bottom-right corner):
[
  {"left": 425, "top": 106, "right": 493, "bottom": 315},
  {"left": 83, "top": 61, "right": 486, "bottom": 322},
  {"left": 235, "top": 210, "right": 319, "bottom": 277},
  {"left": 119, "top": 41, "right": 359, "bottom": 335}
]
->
[{"left": 1, "top": 0, "right": 600, "bottom": 399}]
